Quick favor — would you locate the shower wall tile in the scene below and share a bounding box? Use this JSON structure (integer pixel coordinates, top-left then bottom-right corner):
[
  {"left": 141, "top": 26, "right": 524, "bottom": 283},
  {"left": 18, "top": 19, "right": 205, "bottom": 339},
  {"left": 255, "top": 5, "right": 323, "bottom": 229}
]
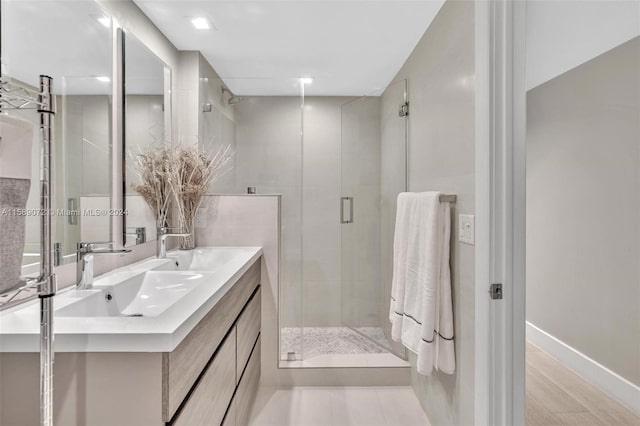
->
[
  {"left": 302, "top": 280, "right": 342, "bottom": 327},
  {"left": 234, "top": 97, "right": 303, "bottom": 330}
]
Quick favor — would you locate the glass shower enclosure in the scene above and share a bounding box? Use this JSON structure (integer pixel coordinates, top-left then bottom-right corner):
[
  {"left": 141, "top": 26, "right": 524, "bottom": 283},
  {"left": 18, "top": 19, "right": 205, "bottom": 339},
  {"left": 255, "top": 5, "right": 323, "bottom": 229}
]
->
[
  {"left": 280, "top": 79, "right": 410, "bottom": 367},
  {"left": 201, "top": 76, "right": 410, "bottom": 368}
]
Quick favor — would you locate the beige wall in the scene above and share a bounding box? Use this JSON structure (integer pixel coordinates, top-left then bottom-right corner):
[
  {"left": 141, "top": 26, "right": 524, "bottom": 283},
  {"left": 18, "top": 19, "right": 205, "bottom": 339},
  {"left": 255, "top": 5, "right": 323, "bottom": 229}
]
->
[
  {"left": 382, "top": 1, "right": 476, "bottom": 424},
  {"left": 526, "top": 36, "right": 640, "bottom": 386}
]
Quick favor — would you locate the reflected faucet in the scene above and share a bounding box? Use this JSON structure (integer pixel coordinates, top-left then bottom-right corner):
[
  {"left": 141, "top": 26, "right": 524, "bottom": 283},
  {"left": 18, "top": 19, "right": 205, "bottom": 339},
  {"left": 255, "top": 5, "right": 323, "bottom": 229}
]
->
[
  {"left": 76, "top": 242, "right": 131, "bottom": 290},
  {"left": 157, "top": 227, "right": 191, "bottom": 259}
]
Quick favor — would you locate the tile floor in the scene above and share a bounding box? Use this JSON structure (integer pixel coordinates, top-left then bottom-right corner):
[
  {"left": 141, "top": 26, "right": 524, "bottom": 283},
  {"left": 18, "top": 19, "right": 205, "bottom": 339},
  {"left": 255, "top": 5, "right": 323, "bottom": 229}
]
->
[
  {"left": 248, "top": 387, "right": 431, "bottom": 426},
  {"left": 526, "top": 342, "right": 640, "bottom": 425}
]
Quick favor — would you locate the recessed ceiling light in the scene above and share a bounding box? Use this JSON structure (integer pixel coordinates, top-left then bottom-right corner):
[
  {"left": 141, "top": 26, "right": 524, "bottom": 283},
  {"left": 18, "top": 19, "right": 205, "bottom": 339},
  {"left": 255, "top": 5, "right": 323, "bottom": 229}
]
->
[
  {"left": 91, "top": 14, "right": 111, "bottom": 28},
  {"left": 95, "top": 76, "right": 110, "bottom": 83},
  {"left": 191, "top": 17, "right": 211, "bottom": 30},
  {"left": 300, "top": 77, "right": 313, "bottom": 85}
]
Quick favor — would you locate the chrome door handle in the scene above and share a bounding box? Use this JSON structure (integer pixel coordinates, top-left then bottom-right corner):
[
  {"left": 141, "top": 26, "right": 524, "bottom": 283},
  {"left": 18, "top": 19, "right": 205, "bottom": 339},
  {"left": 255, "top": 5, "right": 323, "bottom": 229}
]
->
[{"left": 340, "top": 197, "right": 354, "bottom": 224}]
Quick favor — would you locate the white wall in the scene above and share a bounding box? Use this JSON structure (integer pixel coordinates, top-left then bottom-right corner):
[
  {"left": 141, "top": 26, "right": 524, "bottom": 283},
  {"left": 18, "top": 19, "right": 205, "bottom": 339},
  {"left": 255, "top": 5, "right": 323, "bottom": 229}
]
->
[
  {"left": 526, "top": 0, "right": 640, "bottom": 90},
  {"left": 382, "top": 1, "right": 476, "bottom": 424},
  {"left": 527, "top": 36, "right": 640, "bottom": 387}
]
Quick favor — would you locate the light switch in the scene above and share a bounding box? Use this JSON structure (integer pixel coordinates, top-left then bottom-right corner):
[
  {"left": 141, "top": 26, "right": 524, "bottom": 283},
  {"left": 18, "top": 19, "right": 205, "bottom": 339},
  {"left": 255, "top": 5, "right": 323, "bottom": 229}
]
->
[{"left": 458, "top": 214, "right": 475, "bottom": 245}]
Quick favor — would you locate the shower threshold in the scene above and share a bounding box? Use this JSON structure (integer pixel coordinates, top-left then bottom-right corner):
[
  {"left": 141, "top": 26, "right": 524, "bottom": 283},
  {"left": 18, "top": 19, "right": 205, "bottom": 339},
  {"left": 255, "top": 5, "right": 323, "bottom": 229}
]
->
[{"left": 280, "top": 327, "right": 408, "bottom": 368}]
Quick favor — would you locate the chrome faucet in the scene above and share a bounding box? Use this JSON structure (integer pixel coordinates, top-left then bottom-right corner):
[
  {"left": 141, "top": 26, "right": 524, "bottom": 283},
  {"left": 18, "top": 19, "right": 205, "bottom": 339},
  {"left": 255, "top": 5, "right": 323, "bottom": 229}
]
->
[
  {"left": 157, "top": 227, "right": 191, "bottom": 258},
  {"left": 76, "top": 242, "right": 131, "bottom": 290}
]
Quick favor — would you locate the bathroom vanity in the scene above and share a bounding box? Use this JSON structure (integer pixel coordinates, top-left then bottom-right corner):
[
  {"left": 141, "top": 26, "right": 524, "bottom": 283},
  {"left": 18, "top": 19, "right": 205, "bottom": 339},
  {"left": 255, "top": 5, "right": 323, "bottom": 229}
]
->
[{"left": 0, "top": 247, "right": 262, "bottom": 426}]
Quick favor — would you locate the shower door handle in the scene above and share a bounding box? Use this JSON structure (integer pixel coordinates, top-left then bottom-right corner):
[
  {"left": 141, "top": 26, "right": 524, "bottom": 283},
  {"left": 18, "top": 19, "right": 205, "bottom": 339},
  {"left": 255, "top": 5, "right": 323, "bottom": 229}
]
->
[{"left": 340, "top": 197, "right": 354, "bottom": 224}]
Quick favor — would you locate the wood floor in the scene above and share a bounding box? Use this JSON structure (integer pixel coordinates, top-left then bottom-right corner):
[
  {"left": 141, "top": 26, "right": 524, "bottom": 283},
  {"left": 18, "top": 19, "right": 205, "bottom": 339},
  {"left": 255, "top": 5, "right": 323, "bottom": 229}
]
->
[{"left": 526, "top": 342, "right": 640, "bottom": 426}]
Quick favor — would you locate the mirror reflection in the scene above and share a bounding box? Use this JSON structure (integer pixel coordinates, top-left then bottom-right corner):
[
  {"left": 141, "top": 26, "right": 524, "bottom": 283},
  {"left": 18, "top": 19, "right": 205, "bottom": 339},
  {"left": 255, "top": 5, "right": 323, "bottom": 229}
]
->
[
  {"left": 0, "top": 0, "right": 113, "bottom": 269},
  {"left": 123, "top": 31, "right": 171, "bottom": 247}
]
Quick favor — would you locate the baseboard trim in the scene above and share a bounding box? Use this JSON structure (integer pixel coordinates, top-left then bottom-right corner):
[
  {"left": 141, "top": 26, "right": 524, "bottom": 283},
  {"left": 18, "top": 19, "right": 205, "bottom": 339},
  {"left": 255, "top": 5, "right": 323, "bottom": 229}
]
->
[{"left": 526, "top": 322, "right": 640, "bottom": 415}]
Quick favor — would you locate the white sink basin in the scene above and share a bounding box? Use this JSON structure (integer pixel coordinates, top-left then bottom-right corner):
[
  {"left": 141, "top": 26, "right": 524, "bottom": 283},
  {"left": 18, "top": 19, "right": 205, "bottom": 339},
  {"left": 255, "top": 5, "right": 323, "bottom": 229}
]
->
[
  {"left": 56, "top": 271, "right": 213, "bottom": 318},
  {"left": 161, "top": 247, "right": 258, "bottom": 272}
]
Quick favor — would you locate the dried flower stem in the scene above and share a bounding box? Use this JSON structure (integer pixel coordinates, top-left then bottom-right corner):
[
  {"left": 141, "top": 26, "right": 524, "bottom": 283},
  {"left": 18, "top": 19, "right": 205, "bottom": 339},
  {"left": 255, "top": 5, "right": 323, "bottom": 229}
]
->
[
  {"left": 129, "top": 146, "right": 173, "bottom": 228},
  {"left": 167, "top": 144, "right": 234, "bottom": 249}
]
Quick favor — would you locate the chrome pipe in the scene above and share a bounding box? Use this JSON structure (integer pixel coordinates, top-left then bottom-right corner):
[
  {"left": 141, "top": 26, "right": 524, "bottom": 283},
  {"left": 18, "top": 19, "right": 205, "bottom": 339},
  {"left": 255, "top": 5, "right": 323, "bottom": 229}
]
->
[
  {"left": 37, "top": 75, "right": 56, "bottom": 426},
  {"left": 39, "top": 296, "right": 54, "bottom": 426}
]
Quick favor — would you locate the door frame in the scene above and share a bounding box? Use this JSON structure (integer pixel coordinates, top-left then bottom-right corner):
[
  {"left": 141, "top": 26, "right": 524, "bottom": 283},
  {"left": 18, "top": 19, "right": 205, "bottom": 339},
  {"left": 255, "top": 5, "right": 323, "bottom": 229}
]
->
[{"left": 475, "top": 0, "right": 527, "bottom": 424}]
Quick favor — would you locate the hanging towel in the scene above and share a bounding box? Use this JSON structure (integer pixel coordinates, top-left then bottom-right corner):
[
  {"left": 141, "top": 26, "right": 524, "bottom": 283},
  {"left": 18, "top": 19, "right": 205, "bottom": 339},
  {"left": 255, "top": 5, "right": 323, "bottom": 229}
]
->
[
  {"left": 0, "top": 114, "right": 34, "bottom": 180},
  {"left": 0, "top": 114, "right": 34, "bottom": 294},
  {"left": 389, "top": 192, "right": 455, "bottom": 375}
]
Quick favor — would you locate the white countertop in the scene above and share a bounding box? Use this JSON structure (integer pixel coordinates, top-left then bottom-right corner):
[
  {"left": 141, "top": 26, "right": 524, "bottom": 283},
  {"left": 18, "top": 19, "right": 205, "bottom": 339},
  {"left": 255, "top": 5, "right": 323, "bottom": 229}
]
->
[{"left": 0, "top": 247, "right": 262, "bottom": 353}]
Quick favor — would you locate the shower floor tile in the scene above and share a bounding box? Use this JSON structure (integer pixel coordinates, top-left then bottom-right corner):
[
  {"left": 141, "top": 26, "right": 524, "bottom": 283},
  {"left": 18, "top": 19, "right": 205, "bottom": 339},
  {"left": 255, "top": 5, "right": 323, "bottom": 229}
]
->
[
  {"left": 281, "top": 327, "right": 386, "bottom": 359},
  {"left": 280, "top": 327, "right": 407, "bottom": 368},
  {"left": 353, "top": 327, "right": 393, "bottom": 351}
]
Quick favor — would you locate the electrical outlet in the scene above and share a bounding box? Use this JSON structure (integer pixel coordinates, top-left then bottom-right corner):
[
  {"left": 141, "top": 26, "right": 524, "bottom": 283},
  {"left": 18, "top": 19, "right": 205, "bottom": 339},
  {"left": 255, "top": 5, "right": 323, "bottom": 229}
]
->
[
  {"left": 195, "top": 207, "right": 207, "bottom": 228},
  {"left": 458, "top": 214, "right": 475, "bottom": 245}
]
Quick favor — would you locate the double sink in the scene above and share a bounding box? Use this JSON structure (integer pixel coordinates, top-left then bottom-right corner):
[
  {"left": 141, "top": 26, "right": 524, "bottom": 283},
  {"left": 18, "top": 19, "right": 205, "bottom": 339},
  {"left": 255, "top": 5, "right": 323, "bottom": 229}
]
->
[
  {"left": 58, "top": 248, "right": 241, "bottom": 318},
  {"left": 0, "top": 247, "right": 263, "bottom": 352}
]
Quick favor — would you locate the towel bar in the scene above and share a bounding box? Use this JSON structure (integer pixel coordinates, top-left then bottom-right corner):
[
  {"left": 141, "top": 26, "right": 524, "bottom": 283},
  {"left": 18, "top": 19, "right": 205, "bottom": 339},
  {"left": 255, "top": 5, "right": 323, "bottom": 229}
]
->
[{"left": 439, "top": 194, "right": 457, "bottom": 203}]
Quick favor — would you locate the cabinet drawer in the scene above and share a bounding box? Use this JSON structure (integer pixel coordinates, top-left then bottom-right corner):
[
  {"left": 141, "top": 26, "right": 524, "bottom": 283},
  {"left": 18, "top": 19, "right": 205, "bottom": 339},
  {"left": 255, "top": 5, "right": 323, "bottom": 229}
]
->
[
  {"left": 172, "top": 332, "right": 237, "bottom": 426},
  {"left": 235, "top": 339, "right": 261, "bottom": 426},
  {"left": 164, "top": 260, "right": 261, "bottom": 420},
  {"left": 236, "top": 288, "right": 261, "bottom": 382}
]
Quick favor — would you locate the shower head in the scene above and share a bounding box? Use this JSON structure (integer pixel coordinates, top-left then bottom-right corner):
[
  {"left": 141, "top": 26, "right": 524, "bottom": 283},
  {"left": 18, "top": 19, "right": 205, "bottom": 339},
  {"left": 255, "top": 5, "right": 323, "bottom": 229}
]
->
[
  {"left": 221, "top": 86, "right": 242, "bottom": 105},
  {"left": 227, "top": 95, "right": 243, "bottom": 105}
]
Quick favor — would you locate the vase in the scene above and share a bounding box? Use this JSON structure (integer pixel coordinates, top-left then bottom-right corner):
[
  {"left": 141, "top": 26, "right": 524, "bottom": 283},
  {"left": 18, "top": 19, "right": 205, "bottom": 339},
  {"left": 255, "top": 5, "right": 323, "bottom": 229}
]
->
[{"left": 179, "top": 217, "right": 196, "bottom": 250}]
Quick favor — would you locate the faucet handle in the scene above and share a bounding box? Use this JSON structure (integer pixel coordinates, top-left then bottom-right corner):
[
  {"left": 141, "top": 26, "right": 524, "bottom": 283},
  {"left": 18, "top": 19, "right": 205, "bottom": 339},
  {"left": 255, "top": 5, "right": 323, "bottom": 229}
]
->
[
  {"left": 157, "top": 227, "right": 191, "bottom": 237},
  {"left": 158, "top": 226, "right": 179, "bottom": 236},
  {"left": 77, "top": 241, "right": 114, "bottom": 252}
]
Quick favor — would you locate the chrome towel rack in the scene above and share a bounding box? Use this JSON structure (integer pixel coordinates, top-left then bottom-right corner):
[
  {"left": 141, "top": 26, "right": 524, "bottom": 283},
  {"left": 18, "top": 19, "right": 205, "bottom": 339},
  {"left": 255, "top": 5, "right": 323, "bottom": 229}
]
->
[
  {"left": 439, "top": 194, "right": 457, "bottom": 203},
  {"left": 0, "top": 75, "right": 56, "bottom": 426}
]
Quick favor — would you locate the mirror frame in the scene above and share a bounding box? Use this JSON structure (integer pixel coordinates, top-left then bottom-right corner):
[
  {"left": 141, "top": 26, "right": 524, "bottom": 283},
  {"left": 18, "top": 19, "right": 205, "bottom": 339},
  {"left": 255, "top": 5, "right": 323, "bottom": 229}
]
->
[
  {"left": 112, "top": 26, "right": 125, "bottom": 248},
  {"left": 117, "top": 28, "right": 173, "bottom": 248}
]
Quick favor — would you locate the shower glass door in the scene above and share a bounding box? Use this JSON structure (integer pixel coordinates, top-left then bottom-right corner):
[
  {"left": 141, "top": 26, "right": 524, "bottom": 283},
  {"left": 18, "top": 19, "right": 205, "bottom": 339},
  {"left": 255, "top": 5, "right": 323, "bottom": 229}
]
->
[{"left": 340, "top": 79, "right": 408, "bottom": 360}]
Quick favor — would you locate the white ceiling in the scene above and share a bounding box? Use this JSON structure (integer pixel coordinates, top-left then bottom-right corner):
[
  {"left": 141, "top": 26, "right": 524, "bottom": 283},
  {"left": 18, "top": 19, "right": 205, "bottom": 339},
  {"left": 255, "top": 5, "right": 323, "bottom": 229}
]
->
[
  {"left": 1, "top": 0, "right": 113, "bottom": 95},
  {"left": 133, "top": 0, "right": 445, "bottom": 96},
  {"left": 526, "top": 0, "right": 640, "bottom": 90},
  {"left": 1, "top": 0, "right": 165, "bottom": 95}
]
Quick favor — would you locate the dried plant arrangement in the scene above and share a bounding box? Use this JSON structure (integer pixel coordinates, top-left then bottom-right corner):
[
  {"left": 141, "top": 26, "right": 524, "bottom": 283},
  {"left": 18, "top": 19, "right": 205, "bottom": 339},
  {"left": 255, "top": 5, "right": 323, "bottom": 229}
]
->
[
  {"left": 129, "top": 146, "right": 173, "bottom": 229},
  {"left": 167, "top": 144, "right": 234, "bottom": 249}
]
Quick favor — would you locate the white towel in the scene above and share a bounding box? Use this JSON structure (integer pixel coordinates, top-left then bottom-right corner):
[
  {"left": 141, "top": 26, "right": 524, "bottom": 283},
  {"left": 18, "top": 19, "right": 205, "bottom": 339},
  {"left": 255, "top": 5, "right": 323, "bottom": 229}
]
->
[
  {"left": 389, "top": 192, "right": 455, "bottom": 375},
  {"left": 0, "top": 114, "right": 33, "bottom": 180}
]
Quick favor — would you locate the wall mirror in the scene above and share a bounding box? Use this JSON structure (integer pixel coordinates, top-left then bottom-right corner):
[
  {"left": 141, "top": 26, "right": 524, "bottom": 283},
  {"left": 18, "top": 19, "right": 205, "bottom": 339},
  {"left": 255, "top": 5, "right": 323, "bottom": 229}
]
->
[
  {"left": 1, "top": 0, "right": 113, "bottom": 271},
  {"left": 122, "top": 30, "right": 172, "bottom": 247}
]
